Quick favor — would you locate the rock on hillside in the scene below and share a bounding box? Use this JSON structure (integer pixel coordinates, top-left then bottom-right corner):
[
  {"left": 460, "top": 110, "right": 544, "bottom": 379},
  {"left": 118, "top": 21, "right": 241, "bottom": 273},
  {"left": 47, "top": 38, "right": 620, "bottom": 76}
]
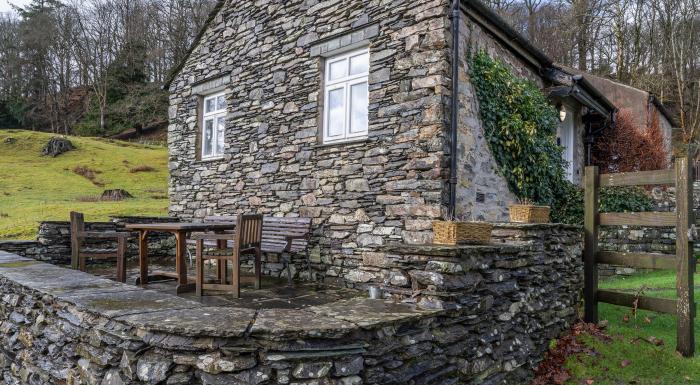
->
[{"left": 41, "top": 137, "right": 74, "bottom": 157}]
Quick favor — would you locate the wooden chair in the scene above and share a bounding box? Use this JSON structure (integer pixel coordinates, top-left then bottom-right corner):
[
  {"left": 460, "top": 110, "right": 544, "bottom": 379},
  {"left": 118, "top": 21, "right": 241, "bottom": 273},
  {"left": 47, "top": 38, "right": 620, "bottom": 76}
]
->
[
  {"left": 70, "top": 212, "right": 130, "bottom": 282},
  {"left": 193, "top": 214, "right": 263, "bottom": 298},
  {"left": 186, "top": 216, "right": 312, "bottom": 285}
]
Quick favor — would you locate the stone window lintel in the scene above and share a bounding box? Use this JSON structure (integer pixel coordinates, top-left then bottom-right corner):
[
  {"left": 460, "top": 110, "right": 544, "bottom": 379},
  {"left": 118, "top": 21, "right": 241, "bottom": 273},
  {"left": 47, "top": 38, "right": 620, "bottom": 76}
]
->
[
  {"left": 309, "top": 22, "right": 379, "bottom": 58},
  {"left": 191, "top": 74, "right": 231, "bottom": 95}
]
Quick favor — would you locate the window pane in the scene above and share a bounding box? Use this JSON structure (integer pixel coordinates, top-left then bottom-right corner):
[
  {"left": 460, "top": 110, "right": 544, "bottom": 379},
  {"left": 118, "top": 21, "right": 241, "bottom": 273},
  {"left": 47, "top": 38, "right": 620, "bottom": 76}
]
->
[
  {"left": 203, "top": 119, "right": 214, "bottom": 156},
  {"left": 216, "top": 116, "right": 225, "bottom": 155},
  {"left": 328, "top": 59, "right": 346, "bottom": 81},
  {"left": 327, "top": 87, "right": 345, "bottom": 138},
  {"left": 205, "top": 98, "right": 215, "bottom": 114},
  {"left": 217, "top": 95, "right": 226, "bottom": 111},
  {"left": 349, "top": 53, "right": 369, "bottom": 75},
  {"left": 349, "top": 82, "right": 368, "bottom": 134}
]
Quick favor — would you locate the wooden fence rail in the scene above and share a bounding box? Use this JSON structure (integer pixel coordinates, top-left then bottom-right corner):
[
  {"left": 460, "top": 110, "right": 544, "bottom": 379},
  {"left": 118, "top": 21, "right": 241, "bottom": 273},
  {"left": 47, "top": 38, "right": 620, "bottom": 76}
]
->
[{"left": 584, "top": 152, "right": 696, "bottom": 357}]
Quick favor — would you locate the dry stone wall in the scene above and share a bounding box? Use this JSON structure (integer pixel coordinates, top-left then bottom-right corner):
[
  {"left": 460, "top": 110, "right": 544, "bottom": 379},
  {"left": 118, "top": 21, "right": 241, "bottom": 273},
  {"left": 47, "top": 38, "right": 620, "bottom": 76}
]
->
[
  {"left": 0, "top": 217, "right": 178, "bottom": 265},
  {"left": 0, "top": 224, "right": 582, "bottom": 385}
]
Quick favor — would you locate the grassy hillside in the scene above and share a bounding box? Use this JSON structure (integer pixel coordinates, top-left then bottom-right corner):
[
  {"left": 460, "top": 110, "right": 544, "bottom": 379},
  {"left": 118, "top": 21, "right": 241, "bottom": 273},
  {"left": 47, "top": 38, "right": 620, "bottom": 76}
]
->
[{"left": 0, "top": 129, "right": 169, "bottom": 239}]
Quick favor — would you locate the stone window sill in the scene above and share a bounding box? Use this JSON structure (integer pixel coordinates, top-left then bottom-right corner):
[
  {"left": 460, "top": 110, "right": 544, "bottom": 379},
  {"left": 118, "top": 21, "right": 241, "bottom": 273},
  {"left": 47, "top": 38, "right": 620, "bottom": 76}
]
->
[
  {"left": 197, "top": 156, "right": 225, "bottom": 164},
  {"left": 313, "top": 138, "right": 369, "bottom": 149}
]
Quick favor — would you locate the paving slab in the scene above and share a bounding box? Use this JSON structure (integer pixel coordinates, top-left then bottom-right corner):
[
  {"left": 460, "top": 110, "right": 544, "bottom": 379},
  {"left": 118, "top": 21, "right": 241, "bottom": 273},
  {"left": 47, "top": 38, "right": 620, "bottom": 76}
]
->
[
  {"left": 64, "top": 289, "right": 203, "bottom": 318},
  {"left": 0, "top": 251, "right": 33, "bottom": 264},
  {"left": 308, "top": 298, "right": 436, "bottom": 328},
  {"left": 0, "top": 262, "right": 139, "bottom": 297},
  {"left": 250, "top": 308, "right": 355, "bottom": 340},
  {"left": 117, "top": 306, "right": 256, "bottom": 337}
]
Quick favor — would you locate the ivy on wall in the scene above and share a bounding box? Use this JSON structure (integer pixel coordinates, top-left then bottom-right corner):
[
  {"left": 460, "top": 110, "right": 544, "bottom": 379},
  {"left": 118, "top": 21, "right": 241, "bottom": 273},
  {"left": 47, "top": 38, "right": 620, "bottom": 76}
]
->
[
  {"left": 469, "top": 51, "right": 654, "bottom": 224},
  {"left": 553, "top": 184, "right": 654, "bottom": 225},
  {"left": 469, "top": 50, "right": 567, "bottom": 206}
]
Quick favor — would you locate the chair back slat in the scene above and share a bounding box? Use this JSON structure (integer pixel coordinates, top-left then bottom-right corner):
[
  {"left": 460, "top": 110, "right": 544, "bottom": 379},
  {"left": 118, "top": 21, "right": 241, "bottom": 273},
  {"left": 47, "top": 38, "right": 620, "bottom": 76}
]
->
[
  {"left": 70, "top": 211, "right": 84, "bottom": 269},
  {"left": 235, "top": 214, "right": 263, "bottom": 249}
]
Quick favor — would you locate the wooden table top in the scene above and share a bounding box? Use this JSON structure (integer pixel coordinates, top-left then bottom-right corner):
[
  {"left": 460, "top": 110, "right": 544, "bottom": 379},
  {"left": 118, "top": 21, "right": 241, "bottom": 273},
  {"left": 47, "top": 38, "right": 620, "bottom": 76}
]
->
[{"left": 124, "top": 222, "right": 235, "bottom": 232}]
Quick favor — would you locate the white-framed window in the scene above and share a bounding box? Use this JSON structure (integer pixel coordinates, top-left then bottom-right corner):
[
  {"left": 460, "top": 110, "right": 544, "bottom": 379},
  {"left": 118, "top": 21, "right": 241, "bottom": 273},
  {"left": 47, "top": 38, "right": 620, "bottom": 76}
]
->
[
  {"left": 201, "top": 92, "right": 227, "bottom": 160},
  {"left": 323, "top": 48, "right": 370, "bottom": 144}
]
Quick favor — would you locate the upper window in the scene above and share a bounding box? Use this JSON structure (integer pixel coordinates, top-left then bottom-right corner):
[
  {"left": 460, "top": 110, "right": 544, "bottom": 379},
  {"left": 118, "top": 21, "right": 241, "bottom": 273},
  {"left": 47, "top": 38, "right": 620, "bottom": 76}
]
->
[
  {"left": 201, "top": 92, "right": 227, "bottom": 159},
  {"left": 323, "top": 48, "right": 370, "bottom": 144}
]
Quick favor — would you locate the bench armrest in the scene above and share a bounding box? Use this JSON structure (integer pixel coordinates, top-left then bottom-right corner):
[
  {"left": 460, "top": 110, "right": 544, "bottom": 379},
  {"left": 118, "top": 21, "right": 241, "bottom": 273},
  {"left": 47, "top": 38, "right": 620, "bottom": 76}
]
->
[
  {"left": 78, "top": 231, "right": 130, "bottom": 239},
  {"left": 284, "top": 234, "right": 309, "bottom": 252},
  {"left": 190, "top": 232, "right": 235, "bottom": 241}
]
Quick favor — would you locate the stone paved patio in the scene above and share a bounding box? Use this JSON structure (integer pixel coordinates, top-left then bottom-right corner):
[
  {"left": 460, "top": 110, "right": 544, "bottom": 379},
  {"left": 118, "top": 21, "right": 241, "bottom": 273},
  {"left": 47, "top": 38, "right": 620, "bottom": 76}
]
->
[{"left": 87, "top": 259, "right": 363, "bottom": 310}]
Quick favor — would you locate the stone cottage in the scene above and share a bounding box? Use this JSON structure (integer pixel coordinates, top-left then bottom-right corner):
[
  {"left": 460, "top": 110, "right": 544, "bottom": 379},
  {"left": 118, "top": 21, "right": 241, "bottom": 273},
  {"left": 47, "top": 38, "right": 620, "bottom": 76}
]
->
[{"left": 165, "top": 0, "right": 610, "bottom": 283}]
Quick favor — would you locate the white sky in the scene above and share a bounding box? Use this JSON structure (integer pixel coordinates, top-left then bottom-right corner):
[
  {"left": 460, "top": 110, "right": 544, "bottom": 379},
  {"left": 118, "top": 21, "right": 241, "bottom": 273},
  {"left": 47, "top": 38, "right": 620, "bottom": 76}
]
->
[{"left": 0, "top": 0, "right": 31, "bottom": 14}]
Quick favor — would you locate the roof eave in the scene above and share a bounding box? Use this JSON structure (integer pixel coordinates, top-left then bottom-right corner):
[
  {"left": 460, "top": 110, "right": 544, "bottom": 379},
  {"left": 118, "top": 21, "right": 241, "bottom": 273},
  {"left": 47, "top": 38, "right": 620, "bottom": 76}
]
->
[{"left": 649, "top": 94, "right": 679, "bottom": 128}]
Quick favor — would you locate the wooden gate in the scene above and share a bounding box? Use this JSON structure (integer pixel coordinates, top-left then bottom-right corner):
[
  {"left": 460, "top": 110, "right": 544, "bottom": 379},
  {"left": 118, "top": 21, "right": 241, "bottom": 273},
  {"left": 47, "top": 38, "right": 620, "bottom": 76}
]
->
[{"left": 584, "top": 153, "right": 696, "bottom": 357}]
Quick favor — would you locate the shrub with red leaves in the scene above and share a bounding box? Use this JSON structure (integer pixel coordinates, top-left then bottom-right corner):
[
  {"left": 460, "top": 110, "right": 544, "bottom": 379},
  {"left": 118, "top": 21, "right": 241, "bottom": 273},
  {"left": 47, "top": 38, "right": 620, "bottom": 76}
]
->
[
  {"left": 531, "top": 322, "right": 610, "bottom": 385},
  {"left": 593, "top": 108, "right": 668, "bottom": 173}
]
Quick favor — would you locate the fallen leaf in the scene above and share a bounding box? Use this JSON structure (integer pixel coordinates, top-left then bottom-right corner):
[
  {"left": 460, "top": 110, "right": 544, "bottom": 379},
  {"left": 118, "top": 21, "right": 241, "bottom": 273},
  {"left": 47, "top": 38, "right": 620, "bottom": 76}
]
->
[
  {"left": 623, "top": 314, "right": 630, "bottom": 323},
  {"left": 586, "top": 379, "right": 595, "bottom": 385},
  {"left": 552, "top": 372, "right": 570, "bottom": 384},
  {"left": 644, "top": 317, "right": 652, "bottom": 324},
  {"left": 620, "top": 359, "right": 631, "bottom": 368},
  {"left": 648, "top": 336, "right": 665, "bottom": 346}
]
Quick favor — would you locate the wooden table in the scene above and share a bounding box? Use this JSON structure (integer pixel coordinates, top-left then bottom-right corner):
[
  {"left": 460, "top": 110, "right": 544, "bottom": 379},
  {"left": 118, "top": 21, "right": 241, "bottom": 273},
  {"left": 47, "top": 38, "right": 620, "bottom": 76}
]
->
[{"left": 125, "top": 222, "right": 235, "bottom": 293}]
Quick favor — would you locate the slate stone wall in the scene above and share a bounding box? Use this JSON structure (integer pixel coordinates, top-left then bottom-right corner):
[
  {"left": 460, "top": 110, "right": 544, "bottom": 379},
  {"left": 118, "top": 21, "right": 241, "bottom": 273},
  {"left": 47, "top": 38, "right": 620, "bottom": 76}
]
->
[
  {"left": 167, "top": 0, "right": 454, "bottom": 284},
  {"left": 0, "top": 224, "right": 582, "bottom": 385},
  {"left": 453, "top": 12, "right": 540, "bottom": 222},
  {"left": 0, "top": 217, "right": 178, "bottom": 265}
]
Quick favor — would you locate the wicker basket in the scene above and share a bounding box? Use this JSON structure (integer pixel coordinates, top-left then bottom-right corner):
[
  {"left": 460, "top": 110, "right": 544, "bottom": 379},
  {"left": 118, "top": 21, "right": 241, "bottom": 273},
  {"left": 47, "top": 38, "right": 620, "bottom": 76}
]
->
[
  {"left": 432, "top": 221, "right": 493, "bottom": 245},
  {"left": 509, "top": 204, "right": 551, "bottom": 223}
]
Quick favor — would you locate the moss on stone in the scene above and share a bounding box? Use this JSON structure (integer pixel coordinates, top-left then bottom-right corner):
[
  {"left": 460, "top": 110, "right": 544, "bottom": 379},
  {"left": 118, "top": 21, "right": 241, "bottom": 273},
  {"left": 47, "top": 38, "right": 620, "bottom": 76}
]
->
[{"left": 0, "top": 261, "right": 38, "bottom": 268}]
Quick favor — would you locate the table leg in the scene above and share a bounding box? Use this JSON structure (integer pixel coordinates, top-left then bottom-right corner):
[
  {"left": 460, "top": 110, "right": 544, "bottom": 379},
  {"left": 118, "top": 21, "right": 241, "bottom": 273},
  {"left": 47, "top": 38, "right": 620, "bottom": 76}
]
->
[
  {"left": 137, "top": 230, "right": 149, "bottom": 285},
  {"left": 217, "top": 239, "right": 227, "bottom": 284},
  {"left": 175, "top": 230, "right": 195, "bottom": 294},
  {"left": 232, "top": 251, "right": 240, "bottom": 298}
]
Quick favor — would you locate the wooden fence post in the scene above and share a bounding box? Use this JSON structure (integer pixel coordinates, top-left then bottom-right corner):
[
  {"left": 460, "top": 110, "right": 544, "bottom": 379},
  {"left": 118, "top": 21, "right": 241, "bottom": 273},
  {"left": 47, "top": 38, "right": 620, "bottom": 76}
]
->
[
  {"left": 584, "top": 166, "right": 600, "bottom": 324},
  {"left": 675, "top": 154, "right": 695, "bottom": 357}
]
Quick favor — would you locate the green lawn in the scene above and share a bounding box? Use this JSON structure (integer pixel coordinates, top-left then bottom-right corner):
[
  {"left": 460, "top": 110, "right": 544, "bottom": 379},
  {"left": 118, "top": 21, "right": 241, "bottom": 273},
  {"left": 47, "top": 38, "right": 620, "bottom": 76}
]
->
[
  {"left": 0, "top": 129, "right": 169, "bottom": 239},
  {"left": 565, "top": 270, "right": 700, "bottom": 384}
]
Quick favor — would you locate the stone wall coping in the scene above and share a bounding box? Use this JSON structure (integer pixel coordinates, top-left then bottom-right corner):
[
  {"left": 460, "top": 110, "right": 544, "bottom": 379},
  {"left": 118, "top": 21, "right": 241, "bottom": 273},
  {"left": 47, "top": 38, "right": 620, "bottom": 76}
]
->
[
  {"left": 110, "top": 216, "right": 180, "bottom": 221},
  {"left": 382, "top": 242, "right": 524, "bottom": 256},
  {"left": 38, "top": 216, "right": 180, "bottom": 226},
  {"left": 0, "top": 240, "right": 39, "bottom": 245},
  {"left": 0, "top": 251, "right": 436, "bottom": 340},
  {"left": 492, "top": 222, "right": 583, "bottom": 230}
]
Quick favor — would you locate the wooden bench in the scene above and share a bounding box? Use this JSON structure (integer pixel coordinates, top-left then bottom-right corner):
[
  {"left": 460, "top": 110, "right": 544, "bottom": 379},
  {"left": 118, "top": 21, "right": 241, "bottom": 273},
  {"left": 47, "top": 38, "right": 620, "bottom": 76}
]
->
[
  {"left": 186, "top": 216, "right": 312, "bottom": 284},
  {"left": 70, "top": 212, "right": 130, "bottom": 282}
]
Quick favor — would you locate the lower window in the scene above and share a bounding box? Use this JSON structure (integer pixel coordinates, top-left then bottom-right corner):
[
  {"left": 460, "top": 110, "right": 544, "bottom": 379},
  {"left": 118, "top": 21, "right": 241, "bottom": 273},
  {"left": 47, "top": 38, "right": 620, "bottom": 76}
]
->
[{"left": 201, "top": 92, "right": 227, "bottom": 159}]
